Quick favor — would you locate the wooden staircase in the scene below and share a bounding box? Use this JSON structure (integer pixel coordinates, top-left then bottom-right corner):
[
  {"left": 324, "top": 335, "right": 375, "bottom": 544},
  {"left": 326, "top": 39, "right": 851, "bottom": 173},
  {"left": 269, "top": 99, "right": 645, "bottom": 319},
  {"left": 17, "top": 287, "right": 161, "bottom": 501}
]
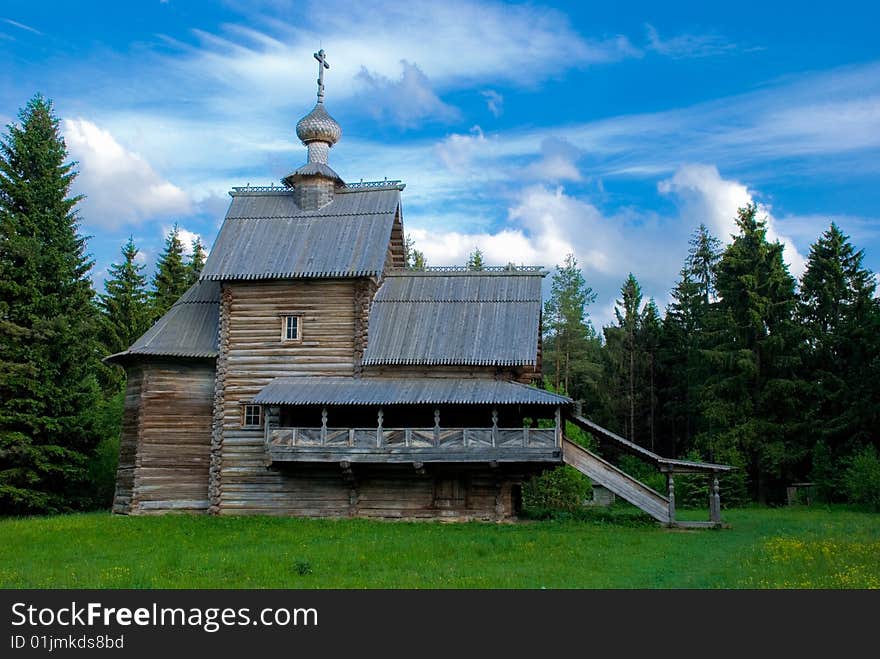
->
[
  {"left": 563, "top": 414, "right": 734, "bottom": 528},
  {"left": 562, "top": 438, "right": 671, "bottom": 523}
]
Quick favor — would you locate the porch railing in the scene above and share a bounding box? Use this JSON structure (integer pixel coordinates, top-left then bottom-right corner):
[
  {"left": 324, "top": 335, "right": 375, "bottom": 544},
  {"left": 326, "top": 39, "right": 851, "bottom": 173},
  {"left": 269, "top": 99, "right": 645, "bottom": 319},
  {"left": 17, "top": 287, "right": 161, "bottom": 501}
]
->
[{"left": 267, "top": 427, "right": 557, "bottom": 450}]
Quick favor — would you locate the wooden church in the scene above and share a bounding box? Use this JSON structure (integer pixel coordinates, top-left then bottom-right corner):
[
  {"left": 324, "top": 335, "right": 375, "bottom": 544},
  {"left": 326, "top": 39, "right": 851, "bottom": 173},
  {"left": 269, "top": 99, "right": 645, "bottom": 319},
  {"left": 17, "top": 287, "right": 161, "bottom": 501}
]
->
[{"left": 108, "top": 50, "right": 730, "bottom": 526}]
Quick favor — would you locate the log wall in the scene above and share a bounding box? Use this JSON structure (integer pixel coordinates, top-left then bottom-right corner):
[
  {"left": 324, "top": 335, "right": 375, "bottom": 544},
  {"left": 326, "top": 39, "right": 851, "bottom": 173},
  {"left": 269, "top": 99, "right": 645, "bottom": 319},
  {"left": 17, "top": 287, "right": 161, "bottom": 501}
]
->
[
  {"left": 114, "top": 360, "right": 215, "bottom": 514},
  {"left": 222, "top": 462, "right": 542, "bottom": 520},
  {"left": 216, "top": 280, "right": 358, "bottom": 514},
  {"left": 112, "top": 365, "right": 143, "bottom": 514}
]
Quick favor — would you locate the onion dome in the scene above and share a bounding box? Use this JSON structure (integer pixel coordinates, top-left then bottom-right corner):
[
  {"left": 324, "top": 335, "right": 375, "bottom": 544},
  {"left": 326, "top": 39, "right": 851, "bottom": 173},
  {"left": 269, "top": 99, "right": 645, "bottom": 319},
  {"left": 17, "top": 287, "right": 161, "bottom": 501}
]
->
[{"left": 296, "top": 103, "right": 342, "bottom": 147}]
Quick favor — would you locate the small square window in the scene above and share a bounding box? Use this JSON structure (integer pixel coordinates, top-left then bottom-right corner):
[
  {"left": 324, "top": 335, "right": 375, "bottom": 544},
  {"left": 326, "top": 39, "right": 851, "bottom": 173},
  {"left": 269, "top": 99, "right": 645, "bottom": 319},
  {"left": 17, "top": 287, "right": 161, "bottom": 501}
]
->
[
  {"left": 282, "top": 315, "right": 301, "bottom": 341},
  {"left": 243, "top": 404, "right": 262, "bottom": 428}
]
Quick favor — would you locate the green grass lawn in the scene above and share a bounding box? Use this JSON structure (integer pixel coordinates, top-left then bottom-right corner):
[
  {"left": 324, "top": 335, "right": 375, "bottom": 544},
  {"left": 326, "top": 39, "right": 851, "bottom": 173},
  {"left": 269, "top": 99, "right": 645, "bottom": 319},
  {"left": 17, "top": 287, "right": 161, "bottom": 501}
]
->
[{"left": 1, "top": 507, "right": 878, "bottom": 588}]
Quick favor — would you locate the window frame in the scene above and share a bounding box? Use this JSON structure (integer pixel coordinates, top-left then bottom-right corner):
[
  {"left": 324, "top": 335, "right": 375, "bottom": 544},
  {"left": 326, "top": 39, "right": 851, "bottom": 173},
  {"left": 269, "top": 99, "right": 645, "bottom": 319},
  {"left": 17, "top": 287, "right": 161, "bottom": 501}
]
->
[
  {"left": 242, "top": 404, "right": 263, "bottom": 429},
  {"left": 280, "top": 314, "right": 302, "bottom": 343}
]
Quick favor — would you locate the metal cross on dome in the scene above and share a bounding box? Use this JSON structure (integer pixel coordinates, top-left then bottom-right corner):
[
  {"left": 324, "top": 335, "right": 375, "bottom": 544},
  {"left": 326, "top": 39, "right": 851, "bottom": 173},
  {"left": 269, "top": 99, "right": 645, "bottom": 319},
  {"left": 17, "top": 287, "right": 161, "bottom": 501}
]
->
[{"left": 314, "top": 49, "right": 330, "bottom": 103}]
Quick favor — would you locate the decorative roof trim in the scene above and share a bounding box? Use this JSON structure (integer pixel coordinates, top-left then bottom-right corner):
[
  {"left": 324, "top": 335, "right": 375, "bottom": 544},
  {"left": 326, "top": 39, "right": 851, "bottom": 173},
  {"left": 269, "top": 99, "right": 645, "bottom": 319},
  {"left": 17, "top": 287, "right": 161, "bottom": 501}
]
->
[
  {"left": 386, "top": 267, "right": 547, "bottom": 277},
  {"left": 202, "top": 269, "right": 381, "bottom": 281},
  {"left": 220, "top": 211, "right": 396, "bottom": 220},
  {"left": 341, "top": 180, "right": 406, "bottom": 191},
  {"left": 229, "top": 184, "right": 407, "bottom": 196}
]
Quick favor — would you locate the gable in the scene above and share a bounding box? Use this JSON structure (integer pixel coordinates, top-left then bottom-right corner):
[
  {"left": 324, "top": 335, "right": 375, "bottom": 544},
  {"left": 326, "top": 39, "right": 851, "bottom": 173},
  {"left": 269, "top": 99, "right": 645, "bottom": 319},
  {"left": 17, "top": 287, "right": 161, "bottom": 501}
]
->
[{"left": 200, "top": 187, "right": 400, "bottom": 280}]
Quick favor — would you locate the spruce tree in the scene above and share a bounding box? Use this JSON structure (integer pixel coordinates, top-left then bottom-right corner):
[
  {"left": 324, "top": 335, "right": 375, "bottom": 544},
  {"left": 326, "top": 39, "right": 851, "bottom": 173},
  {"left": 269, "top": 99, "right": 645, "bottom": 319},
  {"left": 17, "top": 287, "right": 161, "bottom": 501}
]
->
[
  {"left": 640, "top": 299, "right": 662, "bottom": 451},
  {"left": 99, "top": 237, "right": 150, "bottom": 358},
  {"left": 659, "top": 225, "right": 722, "bottom": 456},
  {"left": 689, "top": 223, "right": 722, "bottom": 305},
  {"left": 700, "top": 204, "right": 804, "bottom": 501},
  {"left": 0, "top": 94, "right": 102, "bottom": 513},
  {"left": 403, "top": 235, "right": 426, "bottom": 271},
  {"left": 799, "top": 223, "right": 880, "bottom": 498},
  {"left": 187, "top": 236, "right": 207, "bottom": 286},
  {"left": 465, "top": 247, "right": 485, "bottom": 271},
  {"left": 151, "top": 223, "right": 189, "bottom": 319},
  {"left": 605, "top": 274, "right": 643, "bottom": 441}
]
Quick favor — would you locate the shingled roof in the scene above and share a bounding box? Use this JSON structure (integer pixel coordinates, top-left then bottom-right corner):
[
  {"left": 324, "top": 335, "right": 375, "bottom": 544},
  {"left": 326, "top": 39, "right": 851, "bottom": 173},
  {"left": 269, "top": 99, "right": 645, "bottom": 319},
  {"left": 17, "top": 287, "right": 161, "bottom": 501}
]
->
[
  {"left": 200, "top": 186, "right": 401, "bottom": 280},
  {"left": 105, "top": 280, "right": 220, "bottom": 362},
  {"left": 362, "top": 270, "right": 544, "bottom": 366}
]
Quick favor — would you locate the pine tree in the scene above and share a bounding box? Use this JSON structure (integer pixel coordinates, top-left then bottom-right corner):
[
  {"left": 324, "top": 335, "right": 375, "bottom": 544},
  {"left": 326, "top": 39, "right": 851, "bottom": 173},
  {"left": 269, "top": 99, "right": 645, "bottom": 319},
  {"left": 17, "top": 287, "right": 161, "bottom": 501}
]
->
[
  {"left": 98, "top": 237, "right": 150, "bottom": 358},
  {"left": 187, "top": 236, "right": 207, "bottom": 286},
  {"left": 151, "top": 224, "right": 189, "bottom": 319},
  {"left": 0, "top": 94, "right": 102, "bottom": 513},
  {"left": 466, "top": 247, "right": 485, "bottom": 271},
  {"left": 542, "top": 254, "right": 600, "bottom": 399}
]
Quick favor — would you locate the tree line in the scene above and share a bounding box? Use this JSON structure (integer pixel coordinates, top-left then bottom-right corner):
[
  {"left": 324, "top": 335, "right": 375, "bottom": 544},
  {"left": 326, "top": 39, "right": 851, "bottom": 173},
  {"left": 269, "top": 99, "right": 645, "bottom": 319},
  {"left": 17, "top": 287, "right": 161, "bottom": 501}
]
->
[
  {"left": 541, "top": 210, "right": 880, "bottom": 506},
  {"left": 0, "top": 96, "right": 206, "bottom": 514}
]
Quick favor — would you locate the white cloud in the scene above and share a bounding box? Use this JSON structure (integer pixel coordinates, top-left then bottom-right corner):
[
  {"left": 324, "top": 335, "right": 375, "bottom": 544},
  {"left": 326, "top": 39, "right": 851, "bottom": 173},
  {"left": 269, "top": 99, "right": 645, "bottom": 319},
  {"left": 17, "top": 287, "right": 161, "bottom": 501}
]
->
[
  {"left": 658, "top": 164, "right": 806, "bottom": 275},
  {"left": 1, "top": 18, "right": 43, "bottom": 35},
  {"left": 773, "top": 213, "right": 880, "bottom": 244},
  {"left": 355, "top": 61, "right": 459, "bottom": 128},
  {"left": 63, "top": 118, "right": 191, "bottom": 228},
  {"left": 435, "top": 126, "right": 487, "bottom": 171},
  {"left": 523, "top": 137, "right": 582, "bottom": 182},
  {"left": 154, "top": 0, "right": 636, "bottom": 121},
  {"left": 408, "top": 185, "right": 592, "bottom": 270},
  {"left": 644, "top": 23, "right": 740, "bottom": 59},
  {"left": 160, "top": 225, "right": 205, "bottom": 257},
  {"left": 481, "top": 90, "right": 503, "bottom": 117}
]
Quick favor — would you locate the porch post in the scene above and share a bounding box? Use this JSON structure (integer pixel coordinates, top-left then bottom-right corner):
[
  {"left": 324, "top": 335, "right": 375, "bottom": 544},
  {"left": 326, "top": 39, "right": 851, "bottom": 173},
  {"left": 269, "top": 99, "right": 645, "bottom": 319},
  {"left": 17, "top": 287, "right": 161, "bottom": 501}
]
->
[
  {"left": 377, "top": 407, "right": 384, "bottom": 448},
  {"left": 321, "top": 407, "right": 328, "bottom": 445},
  {"left": 666, "top": 472, "right": 676, "bottom": 525},
  {"left": 555, "top": 406, "right": 562, "bottom": 447},
  {"left": 491, "top": 407, "right": 498, "bottom": 447},
  {"left": 433, "top": 407, "right": 440, "bottom": 446},
  {"left": 710, "top": 473, "right": 722, "bottom": 524}
]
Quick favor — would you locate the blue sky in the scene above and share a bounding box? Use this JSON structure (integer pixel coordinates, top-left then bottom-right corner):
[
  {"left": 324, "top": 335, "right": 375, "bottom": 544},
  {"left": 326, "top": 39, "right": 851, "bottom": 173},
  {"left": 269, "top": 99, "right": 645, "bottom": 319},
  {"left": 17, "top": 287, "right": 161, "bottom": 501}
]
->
[{"left": 2, "top": 0, "right": 878, "bottom": 326}]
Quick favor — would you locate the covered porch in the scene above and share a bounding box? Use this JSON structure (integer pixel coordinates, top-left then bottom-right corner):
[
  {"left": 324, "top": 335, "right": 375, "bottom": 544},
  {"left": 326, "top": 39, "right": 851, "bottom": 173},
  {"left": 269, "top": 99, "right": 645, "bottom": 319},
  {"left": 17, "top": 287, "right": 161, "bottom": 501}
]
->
[{"left": 252, "top": 377, "right": 570, "bottom": 465}]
